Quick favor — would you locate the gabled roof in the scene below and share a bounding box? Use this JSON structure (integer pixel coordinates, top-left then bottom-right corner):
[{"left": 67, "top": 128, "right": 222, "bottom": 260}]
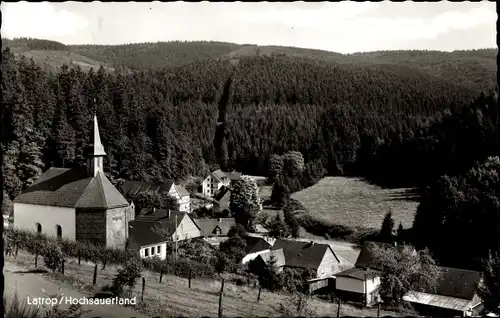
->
[
  {"left": 194, "top": 218, "right": 236, "bottom": 236},
  {"left": 271, "top": 239, "right": 340, "bottom": 271},
  {"left": 430, "top": 267, "right": 482, "bottom": 300},
  {"left": 14, "top": 168, "right": 129, "bottom": 209},
  {"left": 119, "top": 179, "right": 175, "bottom": 198},
  {"left": 355, "top": 241, "right": 415, "bottom": 270},
  {"left": 243, "top": 236, "right": 272, "bottom": 254},
  {"left": 403, "top": 291, "right": 482, "bottom": 312},
  {"left": 128, "top": 220, "right": 167, "bottom": 247},
  {"left": 211, "top": 169, "right": 227, "bottom": 182},
  {"left": 213, "top": 186, "right": 231, "bottom": 202},
  {"left": 334, "top": 267, "right": 381, "bottom": 281},
  {"left": 135, "top": 209, "right": 200, "bottom": 237}
]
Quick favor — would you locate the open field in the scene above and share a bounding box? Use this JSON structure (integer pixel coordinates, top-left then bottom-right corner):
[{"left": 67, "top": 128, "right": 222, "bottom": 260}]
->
[
  {"left": 6, "top": 250, "right": 400, "bottom": 317},
  {"left": 291, "top": 177, "right": 419, "bottom": 230}
]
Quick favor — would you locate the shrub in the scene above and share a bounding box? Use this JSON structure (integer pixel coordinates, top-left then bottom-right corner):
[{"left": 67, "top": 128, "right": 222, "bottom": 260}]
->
[
  {"left": 43, "top": 242, "right": 64, "bottom": 272},
  {"left": 113, "top": 257, "right": 144, "bottom": 298}
]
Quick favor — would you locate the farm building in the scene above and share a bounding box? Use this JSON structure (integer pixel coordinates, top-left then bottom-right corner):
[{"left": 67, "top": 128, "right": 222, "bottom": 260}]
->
[
  {"left": 194, "top": 217, "right": 236, "bottom": 245},
  {"left": 402, "top": 267, "right": 484, "bottom": 317},
  {"left": 249, "top": 239, "right": 342, "bottom": 279},
  {"left": 334, "top": 241, "right": 416, "bottom": 305},
  {"left": 134, "top": 208, "right": 201, "bottom": 241},
  {"left": 127, "top": 220, "right": 169, "bottom": 260},
  {"left": 12, "top": 115, "right": 134, "bottom": 249}
]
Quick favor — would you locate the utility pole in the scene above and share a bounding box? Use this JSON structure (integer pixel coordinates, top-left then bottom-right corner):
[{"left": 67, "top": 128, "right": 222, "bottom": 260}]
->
[{"left": 175, "top": 214, "right": 178, "bottom": 261}]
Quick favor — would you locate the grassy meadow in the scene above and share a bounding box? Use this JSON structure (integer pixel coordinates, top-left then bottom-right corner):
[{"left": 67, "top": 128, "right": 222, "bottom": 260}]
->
[{"left": 291, "top": 177, "right": 419, "bottom": 230}]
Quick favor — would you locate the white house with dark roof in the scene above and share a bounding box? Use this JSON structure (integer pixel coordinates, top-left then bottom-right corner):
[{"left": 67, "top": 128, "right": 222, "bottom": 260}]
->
[
  {"left": 128, "top": 208, "right": 202, "bottom": 259},
  {"left": 201, "top": 169, "right": 241, "bottom": 197},
  {"left": 13, "top": 115, "right": 134, "bottom": 249}
]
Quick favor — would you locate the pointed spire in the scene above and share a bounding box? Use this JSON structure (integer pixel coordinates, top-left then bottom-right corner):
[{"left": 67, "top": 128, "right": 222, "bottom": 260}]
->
[{"left": 92, "top": 115, "right": 106, "bottom": 156}]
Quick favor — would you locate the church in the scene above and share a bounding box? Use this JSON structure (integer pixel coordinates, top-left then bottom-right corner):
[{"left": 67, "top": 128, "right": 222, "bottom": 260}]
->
[{"left": 13, "top": 115, "right": 134, "bottom": 250}]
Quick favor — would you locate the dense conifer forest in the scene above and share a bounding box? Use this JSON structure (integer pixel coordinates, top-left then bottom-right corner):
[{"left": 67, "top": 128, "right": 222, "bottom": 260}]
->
[{"left": 2, "top": 38, "right": 498, "bottom": 200}]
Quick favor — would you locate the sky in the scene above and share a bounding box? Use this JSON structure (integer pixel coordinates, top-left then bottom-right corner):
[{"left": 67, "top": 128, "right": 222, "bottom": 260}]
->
[{"left": 1, "top": 1, "right": 497, "bottom": 53}]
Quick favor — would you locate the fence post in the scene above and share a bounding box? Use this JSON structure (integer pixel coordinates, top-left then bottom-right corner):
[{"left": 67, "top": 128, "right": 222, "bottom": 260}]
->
[
  {"left": 78, "top": 250, "right": 81, "bottom": 266},
  {"left": 188, "top": 269, "right": 192, "bottom": 288},
  {"left": 93, "top": 264, "right": 98, "bottom": 286},
  {"left": 15, "top": 242, "right": 19, "bottom": 257},
  {"left": 218, "top": 278, "right": 225, "bottom": 318},
  {"left": 257, "top": 286, "right": 261, "bottom": 302},
  {"left": 141, "top": 277, "right": 146, "bottom": 302},
  {"left": 159, "top": 269, "right": 163, "bottom": 283},
  {"left": 337, "top": 297, "right": 341, "bottom": 318},
  {"left": 61, "top": 259, "right": 65, "bottom": 275},
  {"left": 35, "top": 252, "right": 38, "bottom": 267}
]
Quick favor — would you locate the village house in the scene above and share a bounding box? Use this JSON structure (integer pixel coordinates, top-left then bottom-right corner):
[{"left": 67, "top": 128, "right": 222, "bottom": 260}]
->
[
  {"left": 136, "top": 208, "right": 201, "bottom": 240},
  {"left": 201, "top": 170, "right": 241, "bottom": 196},
  {"left": 12, "top": 116, "right": 134, "bottom": 250},
  {"left": 194, "top": 217, "right": 236, "bottom": 246},
  {"left": 118, "top": 179, "right": 191, "bottom": 213},
  {"left": 250, "top": 239, "right": 342, "bottom": 279},
  {"left": 334, "top": 241, "right": 413, "bottom": 306},
  {"left": 402, "top": 267, "right": 484, "bottom": 317},
  {"left": 241, "top": 236, "right": 273, "bottom": 264},
  {"left": 127, "top": 220, "right": 169, "bottom": 260}
]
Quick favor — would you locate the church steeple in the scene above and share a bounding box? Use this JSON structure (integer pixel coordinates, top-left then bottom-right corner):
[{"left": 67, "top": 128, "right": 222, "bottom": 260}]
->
[{"left": 86, "top": 115, "right": 107, "bottom": 177}]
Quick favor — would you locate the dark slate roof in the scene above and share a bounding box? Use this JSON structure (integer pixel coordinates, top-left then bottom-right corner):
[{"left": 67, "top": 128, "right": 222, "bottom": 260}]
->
[
  {"left": 430, "top": 267, "right": 482, "bottom": 300},
  {"left": 128, "top": 220, "right": 166, "bottom": 246},
  {"left": 271, "top": 239, "right": 340, "bottom": 271},
  {"left": 194, "top": 218, "right": 236, "bottom": 236},
  {"left": 243, "top": 236, "right": 272, "bottom": 254},
  {"left": 213, "top": 186, "right": 231, "bottom": 202},
  {"left": 355, "top": 241, "right": 415, "bottom": 270},
  {"left": 119, "top": 180, "right": 175, "bottom": 198},
  {"left": 14, "top": 168, "right": 129, "bottom": 209},
  {"left": 335, "top": 267, "right": 381, "bottom": 281}
]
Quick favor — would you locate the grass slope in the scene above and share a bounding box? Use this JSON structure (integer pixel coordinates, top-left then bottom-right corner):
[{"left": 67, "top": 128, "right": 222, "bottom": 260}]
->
[
  {"left": 291, "top": 177, "right": 419, "bottom": 230},
  {"left": 7, "top": 250, "right": 401, "bottom": 317}
]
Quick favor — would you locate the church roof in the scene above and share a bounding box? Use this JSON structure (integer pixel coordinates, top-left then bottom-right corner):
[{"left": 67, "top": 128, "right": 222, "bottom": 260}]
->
[{"left": 14, "top": 167, "right": 129, "bottom": 209}]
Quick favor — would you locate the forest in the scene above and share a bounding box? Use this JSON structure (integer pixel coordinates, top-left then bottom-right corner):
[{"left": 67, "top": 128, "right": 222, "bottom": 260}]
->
[{"left": 2, "top": 39, "right": 498, "bottom": 199}]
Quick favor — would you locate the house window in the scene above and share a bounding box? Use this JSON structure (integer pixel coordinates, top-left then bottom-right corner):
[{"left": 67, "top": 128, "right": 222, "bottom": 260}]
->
[
  {"left": 55, "top": 224, "right": 62, "bottom": 240},
  {"left": 151, "top": 246, "right": 155, "bottom": 255},
  {"left": 144, "top": 248, "right": 149, "bottom": 257},
  {"left": 157, "top": 246, "right": 162, "bottom": 254},
  {"left": 35, "top": 222, "right": 42, "bottom": 234}
]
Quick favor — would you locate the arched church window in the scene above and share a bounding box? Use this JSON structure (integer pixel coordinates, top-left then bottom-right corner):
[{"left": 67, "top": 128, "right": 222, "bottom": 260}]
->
[
  {"left": 55, "top": 224, "right": 62, "bottom": 240},
  {"left": 35, "top": 222, "right": 42, "bottom": 234}
]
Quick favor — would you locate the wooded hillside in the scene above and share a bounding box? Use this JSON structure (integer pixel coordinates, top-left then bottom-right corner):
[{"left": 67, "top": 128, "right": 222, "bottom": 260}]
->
[{"left": 2, "top": 39, "right": 498, "bottom": 200}]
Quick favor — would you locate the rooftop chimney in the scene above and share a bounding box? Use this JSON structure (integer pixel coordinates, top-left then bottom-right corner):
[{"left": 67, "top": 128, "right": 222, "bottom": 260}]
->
[
  {"left": 394, "top": 242, "right": 397, "bottom": 247},
  {"left": 168, "top": 210, "right": 171, "bottom": 218},
  {"left": 310, "top": 241, "right": 314, "bottom": 246}
]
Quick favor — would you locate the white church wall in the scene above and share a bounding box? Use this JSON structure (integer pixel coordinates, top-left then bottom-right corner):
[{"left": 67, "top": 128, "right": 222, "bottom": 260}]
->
[{"left": 13, "top": 203, "right": 76, "bottom": 240}]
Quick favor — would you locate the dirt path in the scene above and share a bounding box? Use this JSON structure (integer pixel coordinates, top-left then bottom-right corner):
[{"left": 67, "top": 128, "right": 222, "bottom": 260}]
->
[{"left": 4, "top": 261, "right": 149, "bottom": 318}]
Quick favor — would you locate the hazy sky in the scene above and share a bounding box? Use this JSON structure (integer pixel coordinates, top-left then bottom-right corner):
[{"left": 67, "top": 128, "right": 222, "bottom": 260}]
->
[{"left": 1, "top": 1, "right": 497, "bottom": 53}]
